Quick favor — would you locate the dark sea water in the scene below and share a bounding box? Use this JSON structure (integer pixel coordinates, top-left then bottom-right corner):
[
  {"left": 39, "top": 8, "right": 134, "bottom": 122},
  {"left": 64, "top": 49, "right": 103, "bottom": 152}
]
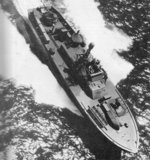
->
[
  {"left": 0, "top": 78, "right": 121, "bottom": 160},
  {"left": 0, "top": 0, "right": 150, "bottom": 160},
  {"left": 97, "top": 0, "right": 150, "bottom": 159},
  {"left": 0, "top": 0, "right": 121, "bottom": 159}
]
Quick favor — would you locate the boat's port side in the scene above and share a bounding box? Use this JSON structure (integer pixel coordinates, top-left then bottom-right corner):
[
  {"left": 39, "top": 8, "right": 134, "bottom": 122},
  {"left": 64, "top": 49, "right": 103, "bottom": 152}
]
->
[
  {"left": 29, "top": 12, "right": 49, "bottom": 44},
  {"left": 57, "top": 45, "right": 75, "bottom": 68},
  {"left": 87, "top": 108, "right": 103, "bottom": 128}
]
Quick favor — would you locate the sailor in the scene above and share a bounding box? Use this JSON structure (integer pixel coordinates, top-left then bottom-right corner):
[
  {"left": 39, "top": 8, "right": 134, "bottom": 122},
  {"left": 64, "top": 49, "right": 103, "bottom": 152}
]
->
[
  {"left": 110, "top": 99, "right": 120, "bottom": 110},
  {"left": 115, "top": 99, "right": 121, "bottom": 108},
  {"left": 103, "top": 73, "right": 108, "bottom": 82},
  {"left": 88, "top": 66, "right": 94, "bottom": 74},
  {"left": 124, "top": 123, "right": 128, "bottom": 128},
  {"left": 37, "top": 7, "right": 41, "bottom": 13},
  {"left": 51, "top": 23, "right": 56, "bottom": 33},
  {"left": 110, "top": 103, "right": 118, "bottom": 110},
  {"left": 101, "top": 69, "right": 107, "bottom": 82},
  {"left": 51, "top": 16, "right": 58, "bottom": 33},
  {"left": 96, "top": 59, "right": 101, "bottom": 69}
]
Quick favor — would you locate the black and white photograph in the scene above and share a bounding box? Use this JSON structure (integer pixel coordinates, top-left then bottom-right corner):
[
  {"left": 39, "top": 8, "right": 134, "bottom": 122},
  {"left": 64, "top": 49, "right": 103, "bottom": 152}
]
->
[{"left": 0, "top": 0, "right": 149, "bottom": 159}]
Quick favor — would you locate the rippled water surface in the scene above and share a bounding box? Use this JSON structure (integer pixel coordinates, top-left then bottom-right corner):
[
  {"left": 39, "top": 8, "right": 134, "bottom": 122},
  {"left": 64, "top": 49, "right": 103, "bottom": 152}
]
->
[{"left": 0, "top": 0, "right": 150, "bottom": 159}]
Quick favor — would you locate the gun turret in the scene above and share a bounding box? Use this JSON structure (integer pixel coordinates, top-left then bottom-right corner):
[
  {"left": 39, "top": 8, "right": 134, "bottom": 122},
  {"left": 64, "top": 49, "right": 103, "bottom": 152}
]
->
[
  {"left": 75, "top": 43, "right": 94, "bottom": 70},
  {"left": 84, "top": 43, "right": 94, "bottom": 59}
]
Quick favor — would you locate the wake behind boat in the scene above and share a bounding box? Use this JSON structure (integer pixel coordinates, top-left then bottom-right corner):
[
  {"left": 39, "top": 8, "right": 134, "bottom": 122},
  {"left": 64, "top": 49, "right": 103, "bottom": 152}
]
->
[{"left": 28, "top": 6, "right": 139, "bottom": 153}]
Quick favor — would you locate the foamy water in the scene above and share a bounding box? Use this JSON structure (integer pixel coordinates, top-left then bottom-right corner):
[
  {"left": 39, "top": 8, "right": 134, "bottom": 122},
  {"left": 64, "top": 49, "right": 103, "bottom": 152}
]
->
[
  {"left": 0, "top": 8, "right": 80, "bottom": 115},
  {"left": 1, "top": 0, "right": 133, "bottom": 115},
  {"left": 13, "top": 0, "right": 42, "bottom": 16},
  {"left": 13, "top": 0, "right": 133, "bottom": 84},
  {"left": 63, "top": 0, "right": 133, "bottom": 84}
]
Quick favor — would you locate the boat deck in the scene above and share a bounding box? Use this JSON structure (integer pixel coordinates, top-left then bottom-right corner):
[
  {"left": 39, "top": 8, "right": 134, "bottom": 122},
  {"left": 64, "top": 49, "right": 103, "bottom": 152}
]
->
[
  {"left": 50, "top": 35, "right": 138, "bottom": 153},
  {"left": 28, "top": 7, "right": 139, "bottom": 153}
]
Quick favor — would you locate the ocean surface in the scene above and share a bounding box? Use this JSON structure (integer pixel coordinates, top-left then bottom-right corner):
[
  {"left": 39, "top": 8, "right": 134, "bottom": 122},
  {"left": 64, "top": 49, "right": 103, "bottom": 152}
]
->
[{"left": 1, "top": 0, "right": 149, "bottom": 159}]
